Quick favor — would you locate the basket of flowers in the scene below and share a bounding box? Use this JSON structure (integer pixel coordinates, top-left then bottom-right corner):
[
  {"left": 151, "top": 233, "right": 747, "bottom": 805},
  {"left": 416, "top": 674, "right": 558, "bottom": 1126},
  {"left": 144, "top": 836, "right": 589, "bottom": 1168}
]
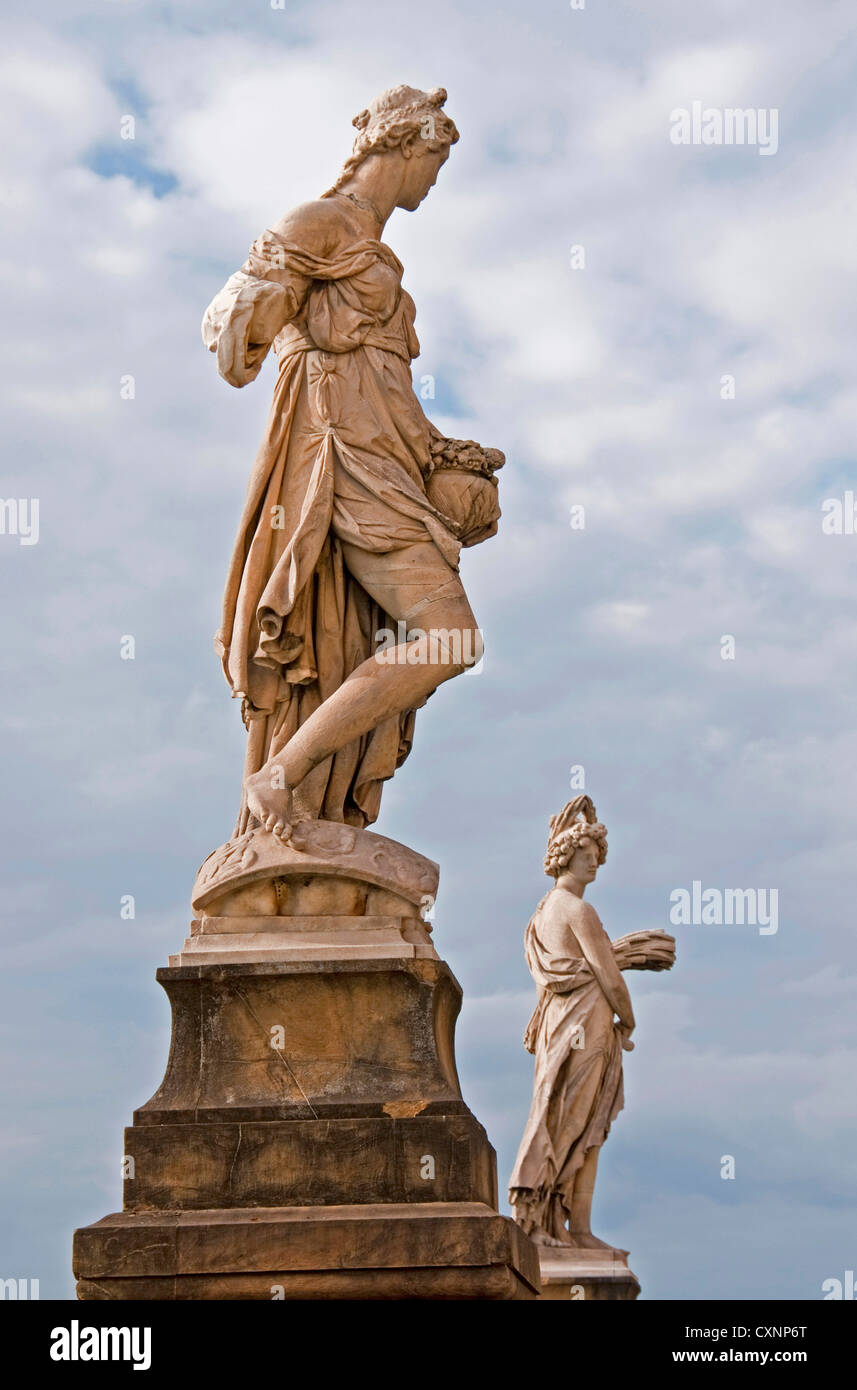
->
[{"left": 424, "top": 429, "right": 505, "bottom": 548}]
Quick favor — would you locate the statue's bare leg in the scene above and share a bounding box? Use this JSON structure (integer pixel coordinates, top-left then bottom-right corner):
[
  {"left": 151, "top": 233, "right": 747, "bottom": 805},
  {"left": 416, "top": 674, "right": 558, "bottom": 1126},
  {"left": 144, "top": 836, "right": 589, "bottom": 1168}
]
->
[
  {"left": 244, "top": 540, "right": 481, "bottom": 836},
  {"left": 566, "top": 1147, "right": 614, "bottom": 1251}
]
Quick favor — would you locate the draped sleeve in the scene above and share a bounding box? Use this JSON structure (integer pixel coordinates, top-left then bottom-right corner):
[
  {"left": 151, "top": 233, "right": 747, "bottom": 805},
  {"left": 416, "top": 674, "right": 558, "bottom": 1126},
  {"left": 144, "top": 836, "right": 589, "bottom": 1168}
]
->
[{"left": 201, "top": 229, "right": 312, "bottom": 388}]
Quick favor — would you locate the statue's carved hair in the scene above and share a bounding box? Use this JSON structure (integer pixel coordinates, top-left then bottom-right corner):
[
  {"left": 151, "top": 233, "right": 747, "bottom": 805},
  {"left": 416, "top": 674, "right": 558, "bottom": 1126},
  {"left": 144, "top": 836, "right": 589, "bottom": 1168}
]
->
[
  {"left": 544, "top": 794, "right": 608, "bottom": 878},
  {"left": 323, "top": 85, "right": 459, "bottom": 196}
]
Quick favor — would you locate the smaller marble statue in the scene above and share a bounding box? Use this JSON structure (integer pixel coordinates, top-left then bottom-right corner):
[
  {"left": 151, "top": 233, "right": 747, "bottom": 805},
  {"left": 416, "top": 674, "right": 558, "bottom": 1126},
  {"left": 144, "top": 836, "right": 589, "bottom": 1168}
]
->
[{"left": 509, "top": 796, "right": 675, "bottom": 1249}]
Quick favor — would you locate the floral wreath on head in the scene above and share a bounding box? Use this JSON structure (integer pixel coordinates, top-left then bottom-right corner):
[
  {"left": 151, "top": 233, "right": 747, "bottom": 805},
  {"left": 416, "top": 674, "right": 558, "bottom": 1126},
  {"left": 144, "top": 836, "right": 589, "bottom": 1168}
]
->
[{"left": 543, "top": 794, "right": 608, "bottom": 878}]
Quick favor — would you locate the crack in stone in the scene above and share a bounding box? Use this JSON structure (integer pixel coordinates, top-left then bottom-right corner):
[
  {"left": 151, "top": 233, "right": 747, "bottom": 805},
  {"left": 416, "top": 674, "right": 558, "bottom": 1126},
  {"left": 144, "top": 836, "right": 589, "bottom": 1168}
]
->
[
  {"left": 233, "top": 986, "right": 319, "bottom": 1119},
  {"left": 226, "top": 1124, "right": 243, "bottom": 1190},
  {"left": 106, "top": 1241, "right": 172, "bottom": 1271}
]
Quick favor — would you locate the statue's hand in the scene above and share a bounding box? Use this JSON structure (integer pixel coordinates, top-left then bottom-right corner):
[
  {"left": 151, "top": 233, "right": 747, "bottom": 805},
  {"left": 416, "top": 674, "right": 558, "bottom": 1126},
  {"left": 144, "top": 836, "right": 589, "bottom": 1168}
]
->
[
  {"left": 617, "top": 1023, "right": 635, "bottom": 1052},
  {"left": 426, "top": 430, "right": 505, "bottom": 479}
]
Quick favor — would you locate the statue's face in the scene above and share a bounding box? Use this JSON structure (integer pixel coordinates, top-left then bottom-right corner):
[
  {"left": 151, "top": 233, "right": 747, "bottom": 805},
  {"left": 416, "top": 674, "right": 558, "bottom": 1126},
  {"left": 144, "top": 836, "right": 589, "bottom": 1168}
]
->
[
  {"left": 397, "top": 142, "right": 450, "bottom": 211},
  {"left": 569, "top": 837, "right": 601, "bottom": 884}
]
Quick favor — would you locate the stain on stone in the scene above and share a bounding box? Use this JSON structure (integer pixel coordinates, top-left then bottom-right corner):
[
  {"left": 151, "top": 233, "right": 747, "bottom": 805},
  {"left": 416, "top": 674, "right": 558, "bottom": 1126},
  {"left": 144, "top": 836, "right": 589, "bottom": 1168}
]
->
[{"left": 383, "top": 1099, "right": 430, "bottom": 1118}]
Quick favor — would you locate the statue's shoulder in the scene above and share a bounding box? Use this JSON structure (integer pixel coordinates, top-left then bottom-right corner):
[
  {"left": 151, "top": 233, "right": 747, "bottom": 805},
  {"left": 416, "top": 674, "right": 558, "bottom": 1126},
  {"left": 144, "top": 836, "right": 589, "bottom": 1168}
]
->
[
  {"left": 541, "top": 889, "right": 594, "bottom": 922},
  {"left": 268, "top": 198, "right": 356, "bottom": 256},
  {"left": 542, "top": 888, "right": 601, "bottom": 931}
]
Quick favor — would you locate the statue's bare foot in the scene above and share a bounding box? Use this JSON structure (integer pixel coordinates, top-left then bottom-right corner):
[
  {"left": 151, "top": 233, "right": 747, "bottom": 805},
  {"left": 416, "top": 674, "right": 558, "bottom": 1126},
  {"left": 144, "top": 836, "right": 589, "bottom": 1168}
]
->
[
  {"left": 245, "top": 769, "right": 293, "bottom": 841},
  {"left": 530, "top": 1226, "right": 574, "bottom": 1248},
  {"left": 567, "top": 1231, "right": 615, "bottom": 1251}
]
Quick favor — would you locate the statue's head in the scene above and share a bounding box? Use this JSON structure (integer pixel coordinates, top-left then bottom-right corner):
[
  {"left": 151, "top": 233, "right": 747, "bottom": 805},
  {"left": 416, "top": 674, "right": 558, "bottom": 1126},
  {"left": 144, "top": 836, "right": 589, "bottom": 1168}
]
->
[
  {"left": 544, "top": 795, "right": 608, "bottom": 884},
  {"left": 328, "top": 85, "right": 459, "bottom": 209}
]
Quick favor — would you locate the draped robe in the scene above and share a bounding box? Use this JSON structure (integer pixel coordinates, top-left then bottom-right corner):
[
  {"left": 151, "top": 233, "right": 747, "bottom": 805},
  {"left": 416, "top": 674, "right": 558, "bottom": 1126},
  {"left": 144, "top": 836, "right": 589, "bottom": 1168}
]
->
[
  {"left": 509, "top": 892, "right": 625, "bottom": 1228},
  {"left": 202, "top": 207, "right": 462, "bottom": 830}
]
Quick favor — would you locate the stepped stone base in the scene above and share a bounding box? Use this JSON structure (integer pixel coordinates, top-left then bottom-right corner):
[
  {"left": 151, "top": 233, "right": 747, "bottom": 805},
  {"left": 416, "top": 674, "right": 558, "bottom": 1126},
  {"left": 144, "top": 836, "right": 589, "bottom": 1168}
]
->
[
  {"left": 537, "top": 1246, "right": 640, "bottom": 1301},
  {"left": 123, "top": 1112, "right": 497, "bottom": 1211},
  {"left": 73, "top": 826, "right": 540, "bottom": 1300},
  {"left": 74, "top": 1202, "right": 539, "bottom": 1301}
]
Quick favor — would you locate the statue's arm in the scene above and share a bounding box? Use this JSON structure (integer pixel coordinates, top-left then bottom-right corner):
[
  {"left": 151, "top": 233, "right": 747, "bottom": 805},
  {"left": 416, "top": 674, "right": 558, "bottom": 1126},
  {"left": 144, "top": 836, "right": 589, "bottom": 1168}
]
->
[
  {"left": 571, "top": 904, "right": 636, "bottom": 1034},
  {"left": 201, "top": 206, "right": 330, "bottom": 388}
]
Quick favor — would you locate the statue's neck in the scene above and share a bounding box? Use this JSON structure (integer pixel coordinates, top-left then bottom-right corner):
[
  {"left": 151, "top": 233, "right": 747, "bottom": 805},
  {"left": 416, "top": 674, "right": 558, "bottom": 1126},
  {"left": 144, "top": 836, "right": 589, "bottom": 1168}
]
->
[
  {"left": 335, "top": 170, "right": 396, "bottom": 234},
  {"left": 556, "top": 873, "right": 586, "bottom": 899}
]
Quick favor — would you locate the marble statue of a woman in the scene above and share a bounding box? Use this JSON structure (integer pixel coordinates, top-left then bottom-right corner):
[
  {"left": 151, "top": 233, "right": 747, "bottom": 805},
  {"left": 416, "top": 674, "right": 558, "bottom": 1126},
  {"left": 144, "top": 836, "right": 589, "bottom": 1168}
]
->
[
  {"left": 202, "top": 85, "right": 503, "bottom": 841},
  {"left": 509, "top": 796, "right": 676, "bottom": 1250}
]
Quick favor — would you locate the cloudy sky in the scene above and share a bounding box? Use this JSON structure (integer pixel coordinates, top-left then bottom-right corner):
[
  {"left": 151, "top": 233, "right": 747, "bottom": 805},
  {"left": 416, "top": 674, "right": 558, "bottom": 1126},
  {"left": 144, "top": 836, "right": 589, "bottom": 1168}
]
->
[{"left": 1, "top": 0, "right": 855, "bottom": 1300}]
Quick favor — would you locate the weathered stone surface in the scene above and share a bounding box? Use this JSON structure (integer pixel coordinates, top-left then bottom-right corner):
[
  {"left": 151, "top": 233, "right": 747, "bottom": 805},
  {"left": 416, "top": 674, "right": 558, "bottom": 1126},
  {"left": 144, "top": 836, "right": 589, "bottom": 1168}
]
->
[
  {"left": 74, "top": 1203, "right": 539, "bottom": 1301},
  {"left": 77, "top": 1267, "right": 527, "bottom": 1300},
  {"left": 170, "top": 912, "right": 437, "bottom": 966},
  {"left": 192, "top": 823, "right": 439, "bottom": 919},
  {"left": 186, "top": 825, "right": 441, "bottom": 963},
  {"left": 134, "top": 958, "right": 464, "bottom": 1122},
  {"left": 74, "top": 953, "right": 540, "bottom": 1299},
  {"left": 537, "top": 1247, "right": 640, "bottom": 1301},
  {"left": 124, "top": 1114, "right": 497, "bottom": 1211}
]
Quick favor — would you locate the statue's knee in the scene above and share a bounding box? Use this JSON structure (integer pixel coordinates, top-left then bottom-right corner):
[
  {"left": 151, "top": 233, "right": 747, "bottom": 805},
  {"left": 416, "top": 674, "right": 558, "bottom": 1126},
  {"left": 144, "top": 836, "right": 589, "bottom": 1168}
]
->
[{"left": 424, "top": 623, "right": 482, "bottom": 675}]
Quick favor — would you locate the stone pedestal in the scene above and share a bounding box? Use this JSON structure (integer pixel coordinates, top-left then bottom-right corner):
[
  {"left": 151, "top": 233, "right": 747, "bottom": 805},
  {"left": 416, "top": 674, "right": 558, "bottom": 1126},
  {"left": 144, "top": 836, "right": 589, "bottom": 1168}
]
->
[
  {"left": 75, "top": 1203, "right": 537, "bottom": 1301},
  {"left": 73, "top": 824, "right": 539, "bottom": 1300},
  {"left": 537, "top": 1247, "right": 640, "bottom": 1301}
]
